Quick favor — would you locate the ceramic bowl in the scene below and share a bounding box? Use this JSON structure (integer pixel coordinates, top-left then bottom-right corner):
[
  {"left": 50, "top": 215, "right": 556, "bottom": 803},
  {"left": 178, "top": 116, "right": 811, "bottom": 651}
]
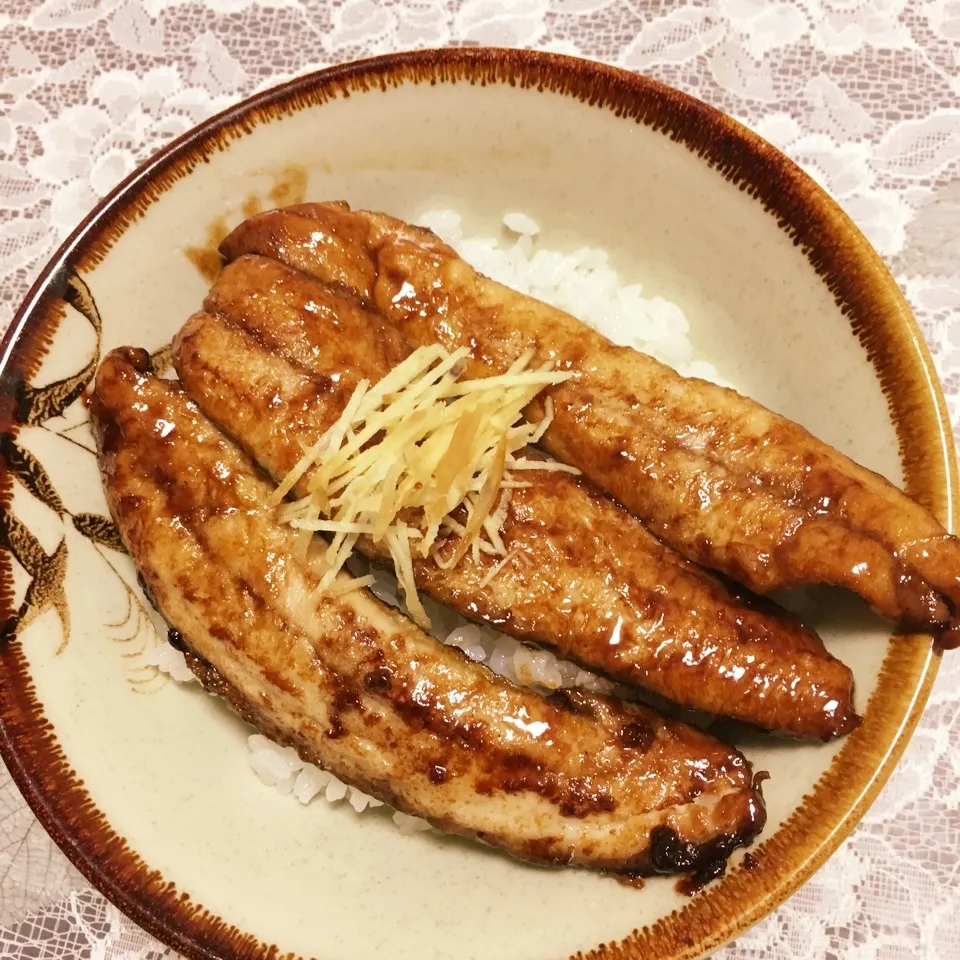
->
[{"left": 0, "top": 47, "right": 954, "bottom": 960}]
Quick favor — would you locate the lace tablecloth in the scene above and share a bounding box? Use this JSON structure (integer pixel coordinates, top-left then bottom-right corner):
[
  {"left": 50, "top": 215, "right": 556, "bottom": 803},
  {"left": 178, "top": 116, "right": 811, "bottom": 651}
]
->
[{"left": 1, "top": 2, "right": 958, "bottom": 958}]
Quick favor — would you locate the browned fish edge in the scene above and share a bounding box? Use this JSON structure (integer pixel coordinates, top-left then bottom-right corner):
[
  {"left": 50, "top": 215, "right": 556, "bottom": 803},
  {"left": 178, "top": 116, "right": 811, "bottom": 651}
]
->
[
  {"left": 171, "top": 624, "right": 764, "bottom": 889},
  {"left": 0, "top": 47, "right": 951, "bottom": 960}
]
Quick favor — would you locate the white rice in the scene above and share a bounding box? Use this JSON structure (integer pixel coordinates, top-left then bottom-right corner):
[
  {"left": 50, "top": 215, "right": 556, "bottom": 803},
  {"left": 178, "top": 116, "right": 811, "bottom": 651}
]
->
[
  {"left": 151, "top": 208, "right": 723, "bottom": 832},
  {"left": 419, "top": 209, "right": 728, "bottom": 386},
  {"left": 142, "top": 638, "right": 197, "bottom": 683}
]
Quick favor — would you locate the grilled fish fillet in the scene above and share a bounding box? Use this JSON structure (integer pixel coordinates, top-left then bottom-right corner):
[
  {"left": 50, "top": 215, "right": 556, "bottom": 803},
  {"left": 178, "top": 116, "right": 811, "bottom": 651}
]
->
[
  {"left": 220, "top": 202, "right": 960, "bottom": 648},
  {"left": 173, "top": 254, "right": 858, "bottom": 740},
  {"left": 93, "top": 346, "right": 765, "bottom": 877}
]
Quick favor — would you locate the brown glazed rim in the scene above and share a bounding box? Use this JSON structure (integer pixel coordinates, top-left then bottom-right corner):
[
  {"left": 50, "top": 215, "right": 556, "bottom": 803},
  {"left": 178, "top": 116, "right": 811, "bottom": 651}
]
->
[{"left": 0, "top": 47, "right": 955, "bottom": 960}]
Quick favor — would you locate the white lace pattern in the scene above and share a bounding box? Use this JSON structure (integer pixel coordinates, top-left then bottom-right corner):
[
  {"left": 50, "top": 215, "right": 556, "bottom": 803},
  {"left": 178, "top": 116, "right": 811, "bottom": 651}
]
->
[{"left": 1, "top": 1, "right": 958, "bottom": 958}]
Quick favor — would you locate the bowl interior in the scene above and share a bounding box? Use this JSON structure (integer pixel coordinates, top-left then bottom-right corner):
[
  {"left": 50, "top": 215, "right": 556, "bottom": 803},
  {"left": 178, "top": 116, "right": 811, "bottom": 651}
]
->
[{"left": 2, "top": 54, "right": 946, "bottom": 960}]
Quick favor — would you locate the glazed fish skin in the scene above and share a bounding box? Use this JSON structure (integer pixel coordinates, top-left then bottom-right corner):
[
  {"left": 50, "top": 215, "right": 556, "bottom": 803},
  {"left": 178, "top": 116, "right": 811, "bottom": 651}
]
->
[
  {"left": 220, "top": 203, "right": 960, "bottom": 646},
  {"left": 92, "top": 347, "right": 766, "bottom": 876},
  {"left": 173, "top": 254, "right": 859, "bottom": 741}
]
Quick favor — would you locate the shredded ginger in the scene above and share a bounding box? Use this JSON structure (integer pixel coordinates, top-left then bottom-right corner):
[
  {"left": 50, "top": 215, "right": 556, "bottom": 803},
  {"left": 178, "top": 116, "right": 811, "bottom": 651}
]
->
[{"left": 272, "top": 344, "right": 579, "bottom": 626}]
